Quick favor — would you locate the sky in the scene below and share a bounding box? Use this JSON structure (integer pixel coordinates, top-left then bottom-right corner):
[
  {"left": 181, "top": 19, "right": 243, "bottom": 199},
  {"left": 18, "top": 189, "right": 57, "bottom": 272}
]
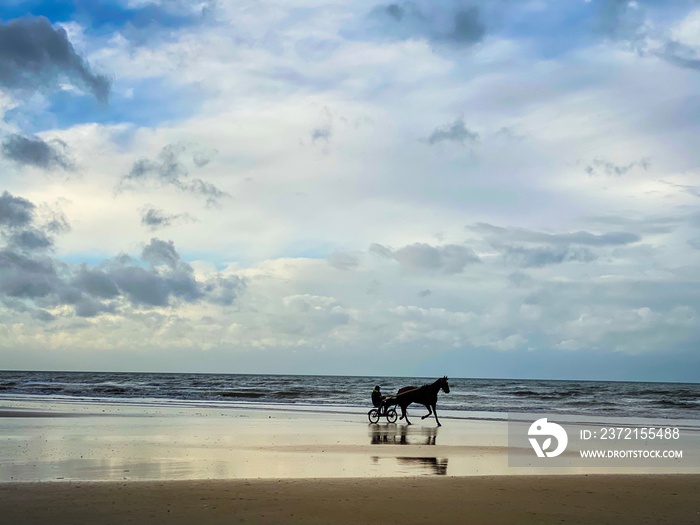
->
[{"left": 1, "top": 0, "right": 700, "bottom": 381}]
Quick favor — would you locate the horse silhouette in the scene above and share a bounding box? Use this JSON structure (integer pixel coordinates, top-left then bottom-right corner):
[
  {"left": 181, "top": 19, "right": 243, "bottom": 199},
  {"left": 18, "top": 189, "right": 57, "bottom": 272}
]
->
[{"left": 396, "top": 376, "right": 450, "bottom": 426}]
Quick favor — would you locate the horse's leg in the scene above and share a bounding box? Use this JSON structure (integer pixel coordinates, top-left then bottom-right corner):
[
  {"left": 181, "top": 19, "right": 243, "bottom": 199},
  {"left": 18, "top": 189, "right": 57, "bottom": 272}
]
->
[
  {"left": 399, "top": 404, "right": 411, "bottom": 424},
  {"left": 402, "top": 404, "right": 412, "bottom": 425},
  {"left": 421, "top": 403, "right": 433, "bottom": 420},
  {"left": 433, "top": 403, "right": 441, "bottom": 427}
]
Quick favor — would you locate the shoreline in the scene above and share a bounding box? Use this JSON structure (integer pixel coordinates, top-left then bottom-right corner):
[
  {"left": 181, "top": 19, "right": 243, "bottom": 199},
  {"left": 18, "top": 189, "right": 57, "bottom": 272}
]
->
[
  {"left": 1, "top": 475, "right": 698, "bottom": 525},
  {"left": 1, "top": 397, "right": 698, "bottom": 482}
]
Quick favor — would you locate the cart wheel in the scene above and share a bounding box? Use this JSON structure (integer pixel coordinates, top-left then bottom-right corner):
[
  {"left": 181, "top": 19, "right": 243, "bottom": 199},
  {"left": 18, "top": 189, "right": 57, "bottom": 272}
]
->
[
  {"left": 368, "top": 409, "right": 380, "bottom": 424},
  {"left": 386, "top": 409, "right": 398, "bottom": 423}
]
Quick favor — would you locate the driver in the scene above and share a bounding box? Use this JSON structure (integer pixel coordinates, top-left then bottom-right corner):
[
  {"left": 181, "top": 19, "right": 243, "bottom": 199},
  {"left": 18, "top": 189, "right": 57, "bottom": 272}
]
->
[{"left": 372, "top": 385, "right": 385, "bottom": 412}]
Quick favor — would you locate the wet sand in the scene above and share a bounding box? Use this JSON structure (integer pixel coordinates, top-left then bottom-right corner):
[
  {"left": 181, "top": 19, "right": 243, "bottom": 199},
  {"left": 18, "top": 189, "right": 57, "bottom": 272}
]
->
[{"left": 1, "top": 399, "right": 698, "bottom": 523}]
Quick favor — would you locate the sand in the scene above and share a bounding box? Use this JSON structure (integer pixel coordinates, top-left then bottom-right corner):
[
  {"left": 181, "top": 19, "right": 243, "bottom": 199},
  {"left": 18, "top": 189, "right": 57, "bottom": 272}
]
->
[
  {"left": 1, "top": 475, "right": 698, "bottom": 525},
  {"left": 1, "top": 398, "right": 698, "bottom": 524}
]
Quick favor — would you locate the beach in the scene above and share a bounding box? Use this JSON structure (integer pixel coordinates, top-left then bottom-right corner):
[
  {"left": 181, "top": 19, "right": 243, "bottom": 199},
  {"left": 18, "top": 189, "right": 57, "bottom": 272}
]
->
[
  {"left": 1, "top": 397, "right": 699, "bottom": 523},
  {"left": 2, "top": 475, "right": 699, "bottom": 525}
]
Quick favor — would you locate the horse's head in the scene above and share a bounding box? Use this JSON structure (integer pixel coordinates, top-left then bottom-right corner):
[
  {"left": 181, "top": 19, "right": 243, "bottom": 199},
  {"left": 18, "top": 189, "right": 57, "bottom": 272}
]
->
[{"left": 440, "top": 376, "right": 450, "bottom": 393}]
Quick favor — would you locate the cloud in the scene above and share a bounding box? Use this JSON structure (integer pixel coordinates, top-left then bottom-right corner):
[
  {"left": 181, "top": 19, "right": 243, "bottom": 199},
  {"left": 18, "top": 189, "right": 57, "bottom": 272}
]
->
[
  {"left": 142, "top": 238, "right": 181, "bottom": 269},
  {"left": 119, "top": 144, "right": 229, "bottom": 205},
  {"left": 71, "top": 265, "right": 120, "bottom": 300},
  {"left": 449, "top": 7, "right": 486, "bottom": 45},
  {"left": 659, "top": 39, "right": 700, "bottom": 71},
  {"left": 503, "top": 245, "right": 597, "bottom": 268},
  {"left": 469, "top": 223, "right": 641, "bottom": 267},
  {"left": 0, "top": 250, "right": 59, "bottom": 299},
  {"left": 370, "top": 241, "right": 480, "bottom": 273},
  {"left": 597, "top": 0, "right": 646, "bottom": 42},
  {"left": 140, "top": 207, "right": 192, "bottom": 231},
  {"left": 427, "top": 117, "right": 479, "bottom": 145},
  {"left": 310, "top": 107, "right": 334, "bottom": 147},
  {"left": 471, "top": 223, "right": 641, "bottom": 246},
  {"left": 585, "top": 214, "right": 680, "bottom": 235},
  {"left": 2, "top": 134, "right": 76, "bottom": 170},
  {"left": 597, "top": 1, "right": 700, "bottom": 74},
  {"left": 374, "top": 2, "right": 485, "bottom": 47},
  {"left": 0, "top": 16, "right": 110, "bottom": 102},
  {"left": 7, "top": 229, "right": 53, "bottom": 251},
  {"left": 70, "top": 248, "right": 244, "bottom": 312},
  {"left": 200, "top": 275, "right": 246, "bottom": 306},
  {"left": 327, "top": 251, "right": 360, "bottom": 271},
  {"left": 585, "top": 157, "right": 650, "bottom": 177},
  {"left": 0, "top": 191, "right": 35, "bottom": 228},
  {"left": 0, "top": 192, "right": 245, "bottom": 318},
  {"left": 311, "top": 126, "right": 332, "bottom": 143}
]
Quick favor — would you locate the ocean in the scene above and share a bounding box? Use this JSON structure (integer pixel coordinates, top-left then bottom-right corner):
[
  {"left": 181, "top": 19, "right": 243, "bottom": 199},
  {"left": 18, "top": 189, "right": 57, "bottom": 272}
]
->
[{"left": 0, "top": 371, "right": 697, "bottom": 420}]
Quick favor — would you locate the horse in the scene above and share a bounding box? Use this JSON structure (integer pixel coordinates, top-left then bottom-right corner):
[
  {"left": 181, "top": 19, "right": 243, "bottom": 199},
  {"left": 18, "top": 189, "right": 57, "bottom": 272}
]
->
[{"left": 396, "top": 376, "right": 450, "bottom": 427}]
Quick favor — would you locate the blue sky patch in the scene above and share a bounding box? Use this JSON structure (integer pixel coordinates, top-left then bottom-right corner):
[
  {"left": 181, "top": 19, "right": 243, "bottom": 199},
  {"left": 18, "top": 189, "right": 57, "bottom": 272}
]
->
[
  {"left": 5, "top": 77, "right": 203, "bottom": 134},
  {"left": 0, "top": 0, "right": 205, "bottom": 37}
]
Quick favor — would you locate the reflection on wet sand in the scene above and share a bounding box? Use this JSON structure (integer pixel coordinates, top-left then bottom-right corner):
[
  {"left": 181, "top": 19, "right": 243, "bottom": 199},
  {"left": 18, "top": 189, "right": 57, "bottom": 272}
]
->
[
  {"left": 370, "top": 456, "right": 449, "bottom": 476},
  {"left": 397, "top": 457, "right": 448, "bottom": 475},
  {"left": 368, "top": 425, "right": 447, "bottom": 475},
  {"left": 369, "top": 424, "right": 438, "bottom": 445}
]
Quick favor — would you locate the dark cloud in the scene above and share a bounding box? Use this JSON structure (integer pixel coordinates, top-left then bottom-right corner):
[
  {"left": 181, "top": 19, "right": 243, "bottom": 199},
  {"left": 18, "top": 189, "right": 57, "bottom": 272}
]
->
[
  {"left": 374, "top": 2, "right": 485, "bottom": 47},
  {"left": 73, "top": 297, "right": 115, "bottom": 318},
  {"left": 0, "top": 196, "right": 60, "bottom": 253},
  {"left": 0, "top": 191, "right": 35, "bottom": 228},
  {"left": 470, "top": 222, "right": 642, "bottom": 267},
  {"left": 2, "top": 134, "right": 76, "bottom": 170},
  {"left": 427, "top": 118, "right": 479, "bottom": 145},
  {"left": 201, "top": 275, "right": 246, "bottom": 306},
  {"left": 71, "top": 266, "right": 120, "bottom": 299},
  {"left": 504, "top": 245, "right": 597, "bottom": 268},
  {"left": 0, "top": 16, "right": 110, "bottom": 102},
  {"left": 119, "top": 144, "right": 229, "bottom": 205},
  {"left": 370, "top": 242, "right": 480, "bottom": 273},
  {"left": 0, "top": 193, "right": 246, "bottom": 320},
  {"left": 142, "top": 238, "right": 181, "bottom": 269},
  {"left": 660, "top": 40, "right": 700, "bottom": 72},
  {"left": 598, "top": 1, "right": 700, "bottom": 74},
  {"left": 449, "top": 7, "right": 485, "bottom": 45},
  {"left": 107, "top": 264, "right": 173, "bottom": 307},
  {"left": 471, "top": 223, "right": 641, "bottom": 246},
  {"left": 385, "top": 4, "right": 407, "bottom": 21},
  {"left": 83, "top": 250, "right": 202, "bottom": 308},
  {"left": 44, "top": 208, "right": 71, "bottom": 234},
  {"left": 585, "top": 157, "right": 650, "bottom": 177},
  {"left": 418, "top": 289, "right": 431, "bottom": 297},
  {"left": 140, "top": 207, "right": 191, "bottom": 230},
  {"left": 0, "top": 192, "right": 63, "bottom": 302},
  {"left": 311, "top": 126, "right": 332, "bottom": 143},
  {"left": 0, "top": 249, "right": 59, "bottom": 299},
  {"left": 8, "top": 229, "right": 52, "bottom": 250}
]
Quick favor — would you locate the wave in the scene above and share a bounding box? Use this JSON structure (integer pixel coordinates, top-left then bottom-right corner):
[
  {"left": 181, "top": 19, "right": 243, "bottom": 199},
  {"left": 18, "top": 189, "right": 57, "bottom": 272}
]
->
[
  {"left": 655, "top": 399, "right": 699, "bottom": 409},
  {"left": 1, "top": 371, "right": 698, "bottom": 420},
  {"left": 217, "top": 391, "right": 265, "bottom": 399}
]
